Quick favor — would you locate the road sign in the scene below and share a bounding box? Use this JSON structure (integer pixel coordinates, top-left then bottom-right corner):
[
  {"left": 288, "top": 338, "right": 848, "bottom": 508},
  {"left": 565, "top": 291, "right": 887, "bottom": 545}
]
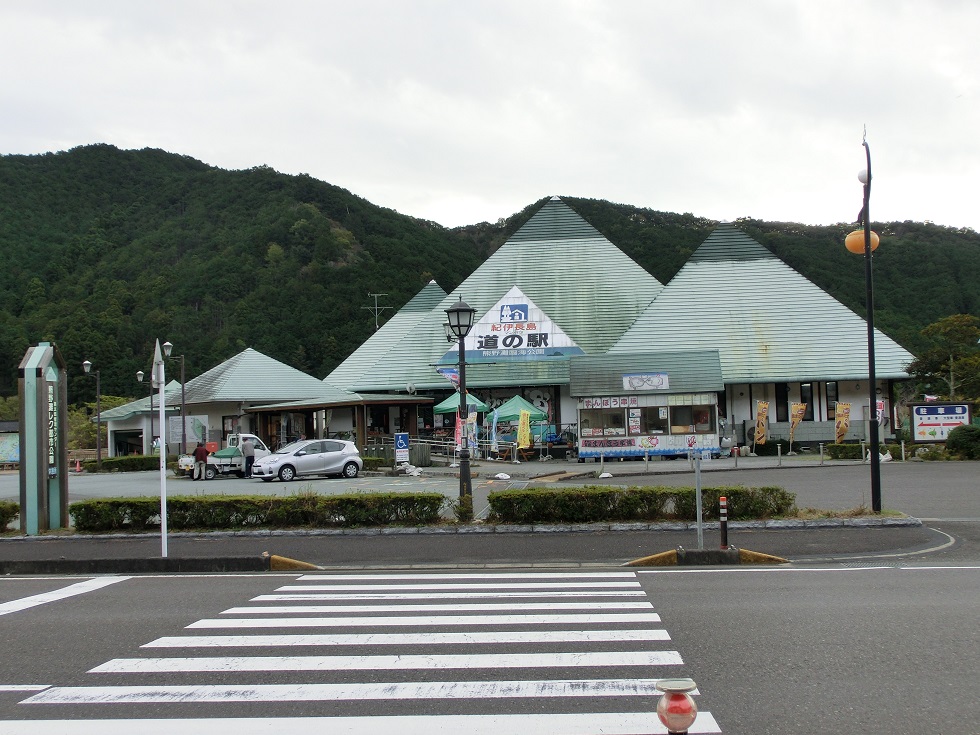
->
[
  {"left": 910, "top": 403, "right": 971, "bottom": 442},
  {"left": 395, "top": 432, "right": 410, "bottom": 463}
]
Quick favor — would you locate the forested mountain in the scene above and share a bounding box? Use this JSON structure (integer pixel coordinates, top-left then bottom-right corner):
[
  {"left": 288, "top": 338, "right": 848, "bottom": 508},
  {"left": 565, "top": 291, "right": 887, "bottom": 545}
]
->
[
  {"left": 0, "top": 145, "right": 486, "bottom": 401},
  {"left": 2, "top": 144, "right": 979, "bottom": 405}
]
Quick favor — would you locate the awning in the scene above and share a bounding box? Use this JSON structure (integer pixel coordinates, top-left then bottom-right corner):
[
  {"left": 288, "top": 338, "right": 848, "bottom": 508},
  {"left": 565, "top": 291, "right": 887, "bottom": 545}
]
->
[{"left": 433, "top": 392, "right": 489, "bottom": 414}]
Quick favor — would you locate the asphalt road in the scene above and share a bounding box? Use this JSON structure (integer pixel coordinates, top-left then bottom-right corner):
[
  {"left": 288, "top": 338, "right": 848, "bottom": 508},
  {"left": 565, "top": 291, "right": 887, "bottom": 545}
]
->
[
  {"left": 0, "top": 567, "right": 977, "bottom": 734},
  {"left": 2, "top": 459, "right": 979, "bottom": 567}
]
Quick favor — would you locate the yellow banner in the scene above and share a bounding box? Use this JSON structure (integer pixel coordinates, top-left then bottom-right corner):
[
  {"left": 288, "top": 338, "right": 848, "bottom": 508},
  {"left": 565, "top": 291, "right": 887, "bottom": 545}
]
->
[
  {"left": 835, "top": 403, "right": 851, "bottom": 444},
  {"left": 517, "top": 409, "right": 532, "bottom": 449},
  {"left": 789, "top": 402, "right": 806, "bottom": 444},
  {"left": 754, "top": 401, "right": 769, "bottom": 445}
]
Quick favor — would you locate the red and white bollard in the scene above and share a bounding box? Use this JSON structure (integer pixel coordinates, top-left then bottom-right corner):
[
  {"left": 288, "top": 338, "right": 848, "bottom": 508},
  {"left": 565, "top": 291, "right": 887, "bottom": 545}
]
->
[
  {"left": 719, "top": 495, "right": 729, "bottom": 550},
  {"left": 656, "top": 678, "right": 699, "bottom": 734}
]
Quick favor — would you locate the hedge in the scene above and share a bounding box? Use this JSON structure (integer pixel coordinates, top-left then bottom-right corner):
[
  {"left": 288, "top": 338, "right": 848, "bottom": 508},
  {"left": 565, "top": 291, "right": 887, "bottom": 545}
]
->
[
  {"left": 0, "top": 500, "right": 18, "bottom": 531},
  {"left": 946, "top": 424, "right": 980, "bottom": 460},
  {"left": 81, "top": 455, "right": 162, "bottom": 473},
  {"left": 487, "top": 484, "right": 795, "bottom": 524},
  {"left": 69, "top": 492, "right": 445, "bottom": 532},
  {"left": 825, "top": 443, "right": 905, "bottom": 461}
]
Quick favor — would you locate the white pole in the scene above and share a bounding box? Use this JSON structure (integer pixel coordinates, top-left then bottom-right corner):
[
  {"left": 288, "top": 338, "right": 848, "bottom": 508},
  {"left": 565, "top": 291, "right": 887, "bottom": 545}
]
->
[
  {"left": 695, "top": 449, "right": 704, "bottom": 550},
  {"left": 153, "top": 339, "right": 168, "bottom": 558}
]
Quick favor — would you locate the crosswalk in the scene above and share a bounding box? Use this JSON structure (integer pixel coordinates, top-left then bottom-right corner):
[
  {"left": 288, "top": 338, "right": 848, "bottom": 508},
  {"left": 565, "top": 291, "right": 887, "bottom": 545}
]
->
[{"left": 12, "top": 571, "right": 722, "bottom": 733}]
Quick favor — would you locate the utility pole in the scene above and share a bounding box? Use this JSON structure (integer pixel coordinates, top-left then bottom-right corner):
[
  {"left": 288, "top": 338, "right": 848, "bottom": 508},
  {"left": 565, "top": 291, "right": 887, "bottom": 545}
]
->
[{"left": 363, "top": 292, "right": 392, "bottom": 330}]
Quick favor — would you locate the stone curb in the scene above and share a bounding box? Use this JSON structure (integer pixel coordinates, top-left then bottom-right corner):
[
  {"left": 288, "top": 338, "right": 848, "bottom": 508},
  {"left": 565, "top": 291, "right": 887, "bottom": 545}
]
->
[{"left": 0, "top": 515, "right": 922, "bottom": 543}]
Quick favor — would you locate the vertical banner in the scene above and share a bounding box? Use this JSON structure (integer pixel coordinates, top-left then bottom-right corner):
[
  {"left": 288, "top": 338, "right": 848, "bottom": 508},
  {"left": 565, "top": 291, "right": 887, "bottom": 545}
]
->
[
  {"left": 876, "top": 400, "right": 885, "bottom": 426},
  {"left": 754, "top": 401, "right": 769, "bottom": 446},
  {"left": 454, "top": 415, "right": 463, "bottom": 450},
  {"left": 517, "top": 409, "right": 532, "bottom": 449},
  {"left": 467, "top": 407, "right": 478, "bottom": 450},
  {"left": 490, "top": 409, "right": 499, "bottom": 452},
  {"left": 835, "top": 403, "right": 851, "bottom": 443},
  {"left": 789, "top": 402, "right": 807, "bottom": 445}
]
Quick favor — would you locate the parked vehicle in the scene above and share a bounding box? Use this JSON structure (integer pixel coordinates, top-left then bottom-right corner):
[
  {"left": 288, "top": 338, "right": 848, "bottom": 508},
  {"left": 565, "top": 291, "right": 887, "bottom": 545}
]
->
[
  {"left": 251, "top": 438, "right": 362, "bottom": 482},
  {"left": 176, "top": 433, "right": 271, "bottom": 480}
]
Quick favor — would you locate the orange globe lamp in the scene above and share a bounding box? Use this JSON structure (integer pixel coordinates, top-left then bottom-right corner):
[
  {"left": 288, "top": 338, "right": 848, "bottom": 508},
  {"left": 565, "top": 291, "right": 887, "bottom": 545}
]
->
[{"left": 845, "top": 229, "right": 879, "bottom": 254}]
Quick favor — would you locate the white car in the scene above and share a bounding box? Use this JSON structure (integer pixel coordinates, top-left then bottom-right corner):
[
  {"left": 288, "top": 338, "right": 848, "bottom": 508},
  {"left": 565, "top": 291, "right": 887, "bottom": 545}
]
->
[{"left": 250, "top": 439, "right": 363, "bottom": 482}]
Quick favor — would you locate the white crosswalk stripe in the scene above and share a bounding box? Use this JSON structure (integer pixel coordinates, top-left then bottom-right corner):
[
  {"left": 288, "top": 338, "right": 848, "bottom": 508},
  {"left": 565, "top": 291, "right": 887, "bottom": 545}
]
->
[{"left": 12, "top": 571, "right": 722, "bottom": 733}]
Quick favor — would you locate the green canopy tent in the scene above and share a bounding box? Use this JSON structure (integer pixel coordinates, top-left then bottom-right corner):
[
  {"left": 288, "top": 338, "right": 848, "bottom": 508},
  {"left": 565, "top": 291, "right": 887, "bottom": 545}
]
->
[
  {"left": 489, "top": 395, "right": 556, "bottom": 450},
  {"left": 491, "top": 395, "right": 547, "bottom": 422},
  {"left": 432, "top": 391, "right": 489, "bottom": 414}
]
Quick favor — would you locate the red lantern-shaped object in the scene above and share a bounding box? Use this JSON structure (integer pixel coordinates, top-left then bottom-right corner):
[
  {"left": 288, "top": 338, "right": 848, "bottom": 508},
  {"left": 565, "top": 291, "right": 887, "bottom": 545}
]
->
[
  {"left": 656, "top": 678, "right": 699, "bottom": 734},
  {"left": 845, "top": 229, "right": 879, "bottom": 254}
]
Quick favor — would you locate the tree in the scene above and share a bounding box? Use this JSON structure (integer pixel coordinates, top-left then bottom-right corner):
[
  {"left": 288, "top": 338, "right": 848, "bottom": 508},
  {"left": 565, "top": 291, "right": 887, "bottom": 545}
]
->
[
  {"left": 68, "top": 395, "right": 131, "bottom": 450},
  {"left": 905, "top": 314, "right": 980, "bottom": 400}
]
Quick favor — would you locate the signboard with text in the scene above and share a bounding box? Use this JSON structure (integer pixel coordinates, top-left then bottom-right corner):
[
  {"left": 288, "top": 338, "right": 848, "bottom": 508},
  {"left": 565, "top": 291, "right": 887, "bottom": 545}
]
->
[{"left": 910, "top": 403, "right": 971, "bottom": 443}]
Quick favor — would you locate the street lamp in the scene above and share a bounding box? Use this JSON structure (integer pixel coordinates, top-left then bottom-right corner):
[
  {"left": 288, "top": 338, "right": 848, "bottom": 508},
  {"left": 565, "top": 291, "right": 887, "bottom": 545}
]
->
[
  {"left": 162, "top": 341, "right": 186, "bottom": 455},
  {"left": 445, "top": 299, "right": 477, "bottom": 510},
  {"left": 844, "top": 133, "right": 882, "bottom": 513},
  {"left": 136, "top": 370, "right": 155, "bottom": 455},
  {"left": 81, "top": 360, "right": 102, "bottom": 471}
]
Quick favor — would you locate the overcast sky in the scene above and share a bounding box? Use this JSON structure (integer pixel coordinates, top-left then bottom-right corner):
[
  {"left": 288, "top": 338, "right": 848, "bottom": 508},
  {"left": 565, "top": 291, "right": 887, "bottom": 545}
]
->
[{"left": 4, "top": 1, "right": 979, "bottom": 232}]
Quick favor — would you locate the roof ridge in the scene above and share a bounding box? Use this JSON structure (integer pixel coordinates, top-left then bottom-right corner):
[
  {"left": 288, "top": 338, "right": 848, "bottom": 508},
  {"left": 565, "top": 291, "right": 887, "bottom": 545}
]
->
[
  {"left": 506, "top": 197, "right": 607, "bottom": 243},
  {"left": 690, "top": 222, "right": 776, "bottom": 263}
]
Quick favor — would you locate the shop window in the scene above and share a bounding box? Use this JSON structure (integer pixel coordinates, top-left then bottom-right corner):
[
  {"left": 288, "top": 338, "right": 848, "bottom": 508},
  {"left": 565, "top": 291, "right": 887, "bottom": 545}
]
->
[
  {"left": 640, "top": 406, "right": 669, "bottom": 434},
  {"left": 800, "top": 384, "right": 814, "bottom": 421},
  {"left": 580, "top": 408, "right": 626, "bottom": 437},
  {"left": 826, "top": 381, "right": 838, "bottom": 421},
  {"left": 775, "top": 383, "right": 789, "bottom": 422},
  {"left": 669, "top": 405, "right": 715, "bottom": 434}
]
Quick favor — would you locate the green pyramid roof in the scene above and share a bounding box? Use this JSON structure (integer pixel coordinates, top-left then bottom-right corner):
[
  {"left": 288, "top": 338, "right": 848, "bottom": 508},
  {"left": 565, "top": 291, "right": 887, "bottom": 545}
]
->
[
  {"left": 184, "top": 348, "right": 358, "bottom": 404},
  {"left": 325, "top": 280, "right": 448, "bottom": 391},
  {"left": 609, "top": 223, "right": 914, "bottom": 383},
  {"left": 333, "top": 197, "right": 664, "bottom": 392}
]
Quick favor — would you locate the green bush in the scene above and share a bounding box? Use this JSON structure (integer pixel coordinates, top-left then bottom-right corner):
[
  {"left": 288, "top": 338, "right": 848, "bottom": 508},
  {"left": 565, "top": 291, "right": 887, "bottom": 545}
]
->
[
  {"left": 825, "top": 443, "right": 904, "bottom": 461},
  {"left": 362, "top": 456, "right": 386, "bottom": 472},
  {"left": 69, "top": 492, "right": 445, "bottom": 532},
  {"left": 946, "top": 424, "right": 980, "bottom": 460},
  {"left": 751, "top": 440, "right": 800, "bottom": 456},
  {"left": 487, "top": 484, "right": 795, "bottom": 524},
  {"left": 670, "top": 486, "right": 796, "bottom": 521},
  {"left": 0, "top": 500, "right": 18, "bottom": 531},
  {"left": 81, "top": 455, "right": 162, "bottom": 473}
]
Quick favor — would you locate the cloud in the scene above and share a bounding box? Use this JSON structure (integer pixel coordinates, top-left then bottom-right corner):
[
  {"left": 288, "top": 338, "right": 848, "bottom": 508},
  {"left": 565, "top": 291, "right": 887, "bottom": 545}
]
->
[{"left": 2, "top": 0, "right": 979, "bottom": 231}]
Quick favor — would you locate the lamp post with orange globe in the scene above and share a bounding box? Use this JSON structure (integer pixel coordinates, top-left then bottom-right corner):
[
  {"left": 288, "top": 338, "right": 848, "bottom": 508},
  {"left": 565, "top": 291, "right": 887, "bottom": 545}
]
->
[{"left": 844, "top": 134, "right": 882, "bottom": 513}]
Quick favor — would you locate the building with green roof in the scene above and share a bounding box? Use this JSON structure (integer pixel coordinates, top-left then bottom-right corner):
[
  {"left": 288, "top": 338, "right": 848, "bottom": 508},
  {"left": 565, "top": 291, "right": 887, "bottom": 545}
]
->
[{"left": 326, "top": 198, "right": 914, "bottom": 454}]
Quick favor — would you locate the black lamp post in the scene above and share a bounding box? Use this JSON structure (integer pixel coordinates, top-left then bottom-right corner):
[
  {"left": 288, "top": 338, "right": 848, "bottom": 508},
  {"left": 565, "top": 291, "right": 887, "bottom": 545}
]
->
[
  {"left": 844, "top": 135, "right": 882, "bottom": 513},
  {"left": 136, "top": 370, "right": 155, "bottom": 455},
  {"left": 162, "top": 341, "right": 186, "bottom": 454},
  {"left": 445, "top": 299, "right": 477, "bottom": 504},
  {"left": 81, "top": 360, "right": 102, "bottom": 471}
]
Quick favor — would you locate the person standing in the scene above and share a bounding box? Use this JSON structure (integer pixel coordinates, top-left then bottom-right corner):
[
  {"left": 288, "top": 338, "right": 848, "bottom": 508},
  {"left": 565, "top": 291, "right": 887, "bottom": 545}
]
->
[
  {"left": 242, "top": 437, "right": 255, "bottom": 478},
  {"left": 192, "top": 442, "right": 209, "bottom": 481}
]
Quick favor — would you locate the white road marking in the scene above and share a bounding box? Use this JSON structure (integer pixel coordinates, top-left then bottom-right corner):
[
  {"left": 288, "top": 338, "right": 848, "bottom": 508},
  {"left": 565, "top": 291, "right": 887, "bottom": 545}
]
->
[
  {"left": 253, "top": 590, "right": 647, "bottom": 600},
  {"left": 0, "top": 685, "right": 50, "bottom": 692},
  {"left": 90, "top": 650, "right": 684, "bottom": 673},
  {"left": 221, "top": 601, "right": 653, "bottom": 614},
  {"left": 187, "top": 612, "right": 662, "bottom": 628},
  {"left": 23, "top": 678, "right": 697, "bottom": 703},
  {"left": 294, "top": 572, "right": 638, "bottom": 580},
  {"left": 0, "top": 577, "right": 130, "bottom": 616},
  {"left": 280, "top": 582, "right": 641, "bottom": 591},
  {"left": 0, "top": 712, "right": 722, "bottom": 734},
  {"left": 143, "top": 629, "right": 671, "bottom": 647}
]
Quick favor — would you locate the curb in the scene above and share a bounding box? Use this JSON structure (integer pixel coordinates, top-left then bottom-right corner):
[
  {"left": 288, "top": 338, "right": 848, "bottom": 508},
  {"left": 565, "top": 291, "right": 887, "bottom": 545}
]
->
[
  {"left": 0, "top": 553, "right": 322, "bottom": 575},
  {"left": 0, "top": 515, "right": 922, "bottom": 543},
  {"left": 625, "top": 547, "right": 790, "bottom": 566}
]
